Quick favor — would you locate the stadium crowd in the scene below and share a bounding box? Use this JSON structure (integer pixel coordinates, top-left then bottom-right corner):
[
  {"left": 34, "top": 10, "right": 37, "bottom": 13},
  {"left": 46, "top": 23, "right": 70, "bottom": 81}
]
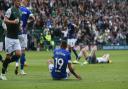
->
[{"left": 0, "top": 0, "right": 128, "bottom": 50}]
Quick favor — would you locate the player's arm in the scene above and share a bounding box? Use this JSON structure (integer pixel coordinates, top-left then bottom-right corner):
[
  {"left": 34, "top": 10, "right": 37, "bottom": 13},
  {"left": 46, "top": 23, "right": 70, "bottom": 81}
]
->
[
  {"left": 4, "top": 17, "right": 19, "bottom": 24},
  {"left": 27, "top": 14, "right": 35, "bottom": 24},
  {"left": 29, "top": 14, "right": 35, "bottom": 21},
  {"left": 4, "top": 8, "right": 19, "bottom": 24},
  {"left": 68, "top": 63, "right": 81, "bottom": 80},
  {"left": 28, "top": 9, "right": 35, "bottom": 22}
]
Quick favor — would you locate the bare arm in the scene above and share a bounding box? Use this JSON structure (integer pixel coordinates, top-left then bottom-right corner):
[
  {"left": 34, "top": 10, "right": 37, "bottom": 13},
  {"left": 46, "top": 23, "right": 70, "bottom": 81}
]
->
[
  {"left": 4, "top": 16, "right": 19, "bottom": 24},
  {"left": 68, "top": 63, "right": 81, "bottom": 80},
  {"left": 30, "top": 15, "right": 35, "bottom": 21},
  {"left": 27, "top": 15, "right": 35, "bottom": 23},
  {"left": 4, "top": 8, "right": 19, "bottom": 25}
]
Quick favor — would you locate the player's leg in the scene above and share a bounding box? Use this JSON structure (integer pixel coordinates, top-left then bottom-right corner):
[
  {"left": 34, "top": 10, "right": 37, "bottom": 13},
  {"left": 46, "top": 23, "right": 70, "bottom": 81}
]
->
[
  {"left": 18, "top": 34, "right": 27, "bottom": 75},
  {"left": 72, "top": 47, "right": 78, "bottom": 59},
  {"left": 103, "top": 54, "right": 112, "bottom": 63},
  {"left": 47, "top": 59, "right": 54, "bottom": 72},
  {"left": 12, "top": 38, "right": 22, "bottom": 75},
  {"left": 1, "top": 52, "right": 21, "bottom": 77},
  {"left": 66, "top": 68, "right": 71, "bottom": 79},
  {"left": 77, "top": 50, "right": 83, "bottom": 60},
  {"left": 105, "top": 54, "right": 110, "bottom": 60},
  {"left": 0, "top": 54, "right": 11, "bottom": 80},
  {"left": 68, "top": 39, "right": 79, "bottom": 64},
  {"left": 0, "top": 54, "right": 4, "bottom": 63},
  {"left": 72, "top": 48, "right": 79, "bottom": 64},
  {"left": 20, "top": 49, "right": 27, "bottom": 75},
  {"left": 15, "top": 35, "right": 22, "bottom": 75},
  {"left": 86, "top": 47, "right": 97, "bottom": 64},
  {"left": 67, "top": 39, "right": 72, "bottom": 53},
  {"left": 14, "top": 50, "right": 21, "bottom": 75},
  {"left": 47, "top": 59, "right": 58, "bottom": 80},
  {"left": 0, "top": 37, "right": 21, "bottom": 80},
  {"left": 82, "top": 48, "right": 89, "bottom": 64},
  {"left": 73, "top": 47, "right": 84, "bottom": 64},
  {"left": 71, "top": 39, "right": 79, "bottom": 64},
  {"left": 72, "top": 39, "right": 78, "bottom": 59},
  {"left": 15, "top": 53, "right": 19, "bottom": 75},
  {"left": 0, "top": 50, "right": 21, "bottom": 80},
  {"left": 72, "top": 47, "right": 78, "bottom": 58},
  {"left": 22, "top": 34, "right": 28, "bottom": 72},
  {"left": 89, "top": 46, "right": 97, "bottom": 57}
]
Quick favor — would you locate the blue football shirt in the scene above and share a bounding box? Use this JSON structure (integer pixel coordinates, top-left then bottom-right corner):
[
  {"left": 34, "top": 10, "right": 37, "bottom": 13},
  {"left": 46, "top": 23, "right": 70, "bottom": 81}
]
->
[
  {"left": 51, "top": 48, "right": 71, "bottom": 79},
  {"left": 67, "top": 23, "right": 76, "bottom": 39},
  {"left": 20, "top": 6, "right": 32, "bottom": 34}
]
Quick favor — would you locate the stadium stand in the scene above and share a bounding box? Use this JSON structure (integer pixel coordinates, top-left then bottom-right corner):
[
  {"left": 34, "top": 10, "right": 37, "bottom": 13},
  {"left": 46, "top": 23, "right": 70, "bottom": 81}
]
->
[{"left": 0, "top": 0, "right": 128, "bottom": 50}]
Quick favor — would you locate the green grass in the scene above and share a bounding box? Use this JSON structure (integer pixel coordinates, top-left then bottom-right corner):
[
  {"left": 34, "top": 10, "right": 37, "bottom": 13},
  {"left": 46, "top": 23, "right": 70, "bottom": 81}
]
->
[{"left": 0, "top": 50, "right": 128, "bottom": 89}]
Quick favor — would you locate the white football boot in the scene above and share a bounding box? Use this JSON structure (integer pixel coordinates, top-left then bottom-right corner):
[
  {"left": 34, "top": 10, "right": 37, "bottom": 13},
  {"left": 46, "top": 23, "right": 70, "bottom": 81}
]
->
[{"left": 0, "top": 74, "right": 7, "bottom": 80}]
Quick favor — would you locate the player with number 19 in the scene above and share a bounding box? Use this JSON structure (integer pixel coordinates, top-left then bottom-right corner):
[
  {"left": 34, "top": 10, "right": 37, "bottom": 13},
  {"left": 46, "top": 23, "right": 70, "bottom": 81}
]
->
[{"left": 48, "top": 40, "right": 81, "bottom": 80}]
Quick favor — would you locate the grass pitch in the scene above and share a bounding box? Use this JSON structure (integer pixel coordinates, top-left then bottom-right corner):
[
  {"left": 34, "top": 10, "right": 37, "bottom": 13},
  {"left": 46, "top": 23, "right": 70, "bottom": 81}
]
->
[{"left": 0, "top": 50, "right": 128, "bottom": 89}]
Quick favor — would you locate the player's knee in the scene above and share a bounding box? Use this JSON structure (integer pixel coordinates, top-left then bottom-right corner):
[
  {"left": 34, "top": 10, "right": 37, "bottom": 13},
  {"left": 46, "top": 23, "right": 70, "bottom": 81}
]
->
[
  {"left": 47, "top": 59, "right": 53, "bottom": 64},
  {"left": 21, "top": 49, "right": 25, "bottom": 53},
  {"left": 48, "top": 64, "right": 54, "bottom": 72},
  {"left": 6, "top": 54, "right": 11, "bottom": 59},
  {"left": 15, "top": 51, "right": 21, "bottom": 58}
]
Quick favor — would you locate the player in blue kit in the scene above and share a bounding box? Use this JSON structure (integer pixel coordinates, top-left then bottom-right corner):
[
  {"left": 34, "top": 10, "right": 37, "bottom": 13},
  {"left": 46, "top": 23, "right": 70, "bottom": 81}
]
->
[
  {"left": 67, "top": 22, "right": 78, "bottom": 60},
  {"left": 15, "top": 0, "right": 35, "bottom": 75},
  {"left": 48, "top": 40, "right": 81, "bottom": 80}
]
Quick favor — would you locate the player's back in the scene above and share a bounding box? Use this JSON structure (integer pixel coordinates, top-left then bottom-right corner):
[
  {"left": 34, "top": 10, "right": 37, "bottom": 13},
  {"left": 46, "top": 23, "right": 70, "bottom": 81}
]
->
[{"left": 52, "top": 48, "right": 71, "bottom": 79}]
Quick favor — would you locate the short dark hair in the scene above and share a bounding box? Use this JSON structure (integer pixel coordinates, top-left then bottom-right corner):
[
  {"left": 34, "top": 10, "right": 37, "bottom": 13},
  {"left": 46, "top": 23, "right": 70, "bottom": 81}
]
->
[{"left": 60, "top": 40, "right": 67, "bottom": 49}]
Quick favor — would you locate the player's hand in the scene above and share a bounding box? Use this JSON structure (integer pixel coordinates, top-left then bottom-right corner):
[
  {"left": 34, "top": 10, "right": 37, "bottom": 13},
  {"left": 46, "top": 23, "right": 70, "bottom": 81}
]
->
[
  {"left": 14, "top": 18, "right": 19, "bottom": 24},
  {"left": 76, "top": 74, "right": 82, "bottom": 80}
]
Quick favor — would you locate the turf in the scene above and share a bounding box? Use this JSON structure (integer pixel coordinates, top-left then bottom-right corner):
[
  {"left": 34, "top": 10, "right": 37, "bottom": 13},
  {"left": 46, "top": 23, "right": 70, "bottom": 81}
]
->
[{"left": 0, "top": 50, "right": 128, "bottom": 89}]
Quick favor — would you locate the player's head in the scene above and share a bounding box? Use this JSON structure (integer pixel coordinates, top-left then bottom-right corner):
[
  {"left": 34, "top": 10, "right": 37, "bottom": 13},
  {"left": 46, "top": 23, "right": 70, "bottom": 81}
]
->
[
  {"left": 13, "top": 0, "right": 21, "bottom": 8},
  {"left": 60, "top": 40, "right": 67, "bottom": 49},
  {"left": 21, "top": 0, "right": 30, "bottom": 6}
]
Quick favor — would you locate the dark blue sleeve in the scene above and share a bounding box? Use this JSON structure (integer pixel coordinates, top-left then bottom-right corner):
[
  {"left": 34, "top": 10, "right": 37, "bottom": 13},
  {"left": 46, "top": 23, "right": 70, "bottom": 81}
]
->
[{"left": 27, "top": 9, "right": 32, "bottom": 15}]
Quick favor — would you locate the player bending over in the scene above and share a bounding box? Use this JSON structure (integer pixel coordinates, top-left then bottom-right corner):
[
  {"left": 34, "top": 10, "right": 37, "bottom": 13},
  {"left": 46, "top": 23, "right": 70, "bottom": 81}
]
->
[{"left": 48, "top": 40, "right": 81, "bottom": 80}]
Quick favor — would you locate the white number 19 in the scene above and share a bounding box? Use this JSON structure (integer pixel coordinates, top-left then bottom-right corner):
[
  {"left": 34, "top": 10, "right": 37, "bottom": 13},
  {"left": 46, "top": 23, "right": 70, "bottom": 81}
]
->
[{"left": 55, "top": 58, "right": 64, "bottom": 69}]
